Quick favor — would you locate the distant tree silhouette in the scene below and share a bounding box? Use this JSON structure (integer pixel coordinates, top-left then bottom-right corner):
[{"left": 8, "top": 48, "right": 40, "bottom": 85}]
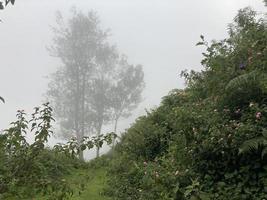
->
[{"left": 47, "top": 8, "right": 144, "bottom": 158}]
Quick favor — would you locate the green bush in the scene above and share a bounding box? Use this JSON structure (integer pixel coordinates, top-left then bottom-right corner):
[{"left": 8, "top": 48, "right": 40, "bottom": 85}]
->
[
  {"left": 106, "top": 7, "right": 267, "bottom": 200},
  {"left": 0, "top": 104, "right": 79, "bottom": 199},
  {"left": 0, "top": 103, "right": 115, "bottom": 199}
]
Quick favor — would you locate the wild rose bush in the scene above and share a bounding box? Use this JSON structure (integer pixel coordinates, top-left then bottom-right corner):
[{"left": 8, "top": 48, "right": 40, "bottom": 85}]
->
[{"left": 106, "top": 7, "right": 267, "bottom": 200}]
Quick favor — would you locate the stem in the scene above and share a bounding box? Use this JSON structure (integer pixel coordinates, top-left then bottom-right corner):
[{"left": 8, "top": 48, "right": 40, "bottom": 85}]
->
[
  {"left": 96, "top": 122, "right": 102, "bottom": 158},
  {"left": 112, "top": 118, "right": 119, "bottom": 149}
]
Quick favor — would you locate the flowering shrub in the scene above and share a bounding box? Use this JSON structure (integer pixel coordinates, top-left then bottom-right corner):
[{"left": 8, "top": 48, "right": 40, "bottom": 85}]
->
[{"left": 106, "top": 6, "right": 267, "bottom": 200}]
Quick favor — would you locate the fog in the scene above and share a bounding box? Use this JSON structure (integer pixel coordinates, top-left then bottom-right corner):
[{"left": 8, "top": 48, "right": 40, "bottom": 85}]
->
[{"left": 0, "top": 0, "right": 265, "bottom": 159}]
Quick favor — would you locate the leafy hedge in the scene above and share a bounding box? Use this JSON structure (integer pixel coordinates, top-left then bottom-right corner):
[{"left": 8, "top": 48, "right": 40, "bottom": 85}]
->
[{"left": 105, "top": 7, "right": 267, "bottom": 200}]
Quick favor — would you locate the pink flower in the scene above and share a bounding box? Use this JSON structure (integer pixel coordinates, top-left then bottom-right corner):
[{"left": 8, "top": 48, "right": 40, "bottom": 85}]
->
[
  {"left": 256, "top": 112, "right": 262, "bottom": 119},
  {"left": 235, "top": 109, "right": 241, "bottom": 114},
  {"left": 223, "top": 108, "right": 230, "bottom": 112},
  {"left": 249, "top": 102, "right": 254, "bottom": 107}
]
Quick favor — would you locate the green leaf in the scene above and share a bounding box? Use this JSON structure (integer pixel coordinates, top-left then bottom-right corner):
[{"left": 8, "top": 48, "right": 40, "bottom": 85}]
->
[
  {"left": 262, "top": 129, "right": 267, "bottom": 138},
  {"left": 0, "top": 96, "right": 5, "bottom": 103},
  {"left": 196, "top": 42, "right": 204, "bottom": 46},
  {"left": 80, "top": 144, "right": 86, "bottom": 151},
  {"left": 262, "top": 147, "right": 267, "bottom": 158},
  {"left": 199, "top": 192, "right": 211, "bottom": 200},
  {"left": 239, "top": 137, "right": 265, "bottom": 154},
  {"left": 5, "top": 0, "right": 15, "bottom": 6},
  {"left": 225, "top": 70, "right": 259, "bottom": 92}
]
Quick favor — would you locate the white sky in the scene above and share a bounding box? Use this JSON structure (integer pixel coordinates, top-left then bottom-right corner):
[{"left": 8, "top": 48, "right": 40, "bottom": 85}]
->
[{"left": 0, "top": 0, "right": 265, "bottom": 158}]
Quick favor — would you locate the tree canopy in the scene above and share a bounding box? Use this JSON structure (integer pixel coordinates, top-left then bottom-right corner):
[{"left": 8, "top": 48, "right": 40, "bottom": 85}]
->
[{"left": 47, "top": 8, "right": 144, "bottom": 158}]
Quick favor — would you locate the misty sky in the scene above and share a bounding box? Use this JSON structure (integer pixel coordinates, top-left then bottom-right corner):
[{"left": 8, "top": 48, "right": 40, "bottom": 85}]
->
[{"left": 0, "top": 0, "right": 265, "bottom": 146}]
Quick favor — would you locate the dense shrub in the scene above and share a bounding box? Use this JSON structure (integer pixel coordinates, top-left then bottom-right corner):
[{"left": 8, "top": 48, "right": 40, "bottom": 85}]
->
[
  {"left": 106, "top": 6, "right": 267, "bottom": 200},
  {"left": 0, "top": 103, "right": 115, "bottom": 199},
  {"left": 0, "top": 104, "right": 79, "bottom": 199}
]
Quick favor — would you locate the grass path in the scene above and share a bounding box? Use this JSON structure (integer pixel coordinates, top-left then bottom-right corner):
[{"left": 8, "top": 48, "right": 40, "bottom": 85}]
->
[
  {"left": 70, "top": 167, "right": 111, "bottom": 200},
  {"left": 4, "top": 166, "right": 111, "bottom": 200}
]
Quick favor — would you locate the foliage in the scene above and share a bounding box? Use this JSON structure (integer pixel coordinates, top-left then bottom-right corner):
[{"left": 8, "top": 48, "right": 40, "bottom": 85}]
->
[
  {"left": 47, "top": 8, "right": 112, "bottom": 159},
  {"left": 110, "top": 56, "right": 145, "bottom": 147},
  {"left": 47, "top": 8, "right": 144, "bottom": 158},
  {"left": 0, "top": 103, "right": 73, "bottom": 199},
  {"left": 0, "top": 103, "right": 116, "bottom": 199},
  {"left": 106, "top": 6, "right": 267, "bottom": 200},
  {"left": 0, "top": 0, "right": 15, "bottom": 10},
  {"left": 239, "top": 127, "right": 267, "bottom": 158},
  {"left": 0, "top": 96, "right": 4, "bottom": 103}
]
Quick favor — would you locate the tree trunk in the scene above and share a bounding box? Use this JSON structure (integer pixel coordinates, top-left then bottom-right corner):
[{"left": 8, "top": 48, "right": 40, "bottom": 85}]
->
[
  {"left": 96, "top": 77, "right": 104, "bottom": 158},
  {"left": 77, "top": 133, "right": 84, "bottom": 161},
  {"left": 78, "top": 148, "right": 84, "bottom": 160},
  {"left": 112, "top": 118, "right": 119, "bottom": 149},
  {"left": 79, "top": 71, "right": 86, "bottom": 161},
  {"left": 96, "top": 122, "right": 102, "bottom": 158},
  {"left": 74, "top": 64, "right": 83, "bottom": 160}
]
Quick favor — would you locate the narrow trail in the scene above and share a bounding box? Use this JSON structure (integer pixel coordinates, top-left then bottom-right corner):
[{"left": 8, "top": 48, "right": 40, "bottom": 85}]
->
[
  {"left": 5, "top": 167, "right": 111, "bottom": 200},
  {"left": 69, "top": 167, "right": 111, "bottom": 200}
]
